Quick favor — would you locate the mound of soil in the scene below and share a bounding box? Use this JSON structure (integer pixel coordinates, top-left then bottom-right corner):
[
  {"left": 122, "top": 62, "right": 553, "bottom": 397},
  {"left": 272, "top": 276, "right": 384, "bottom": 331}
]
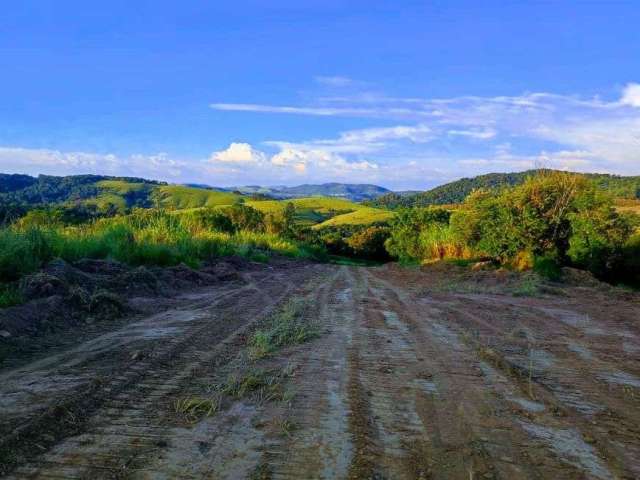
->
[{"left": 0, "top": 257, "right": 248, "bottom": 342}]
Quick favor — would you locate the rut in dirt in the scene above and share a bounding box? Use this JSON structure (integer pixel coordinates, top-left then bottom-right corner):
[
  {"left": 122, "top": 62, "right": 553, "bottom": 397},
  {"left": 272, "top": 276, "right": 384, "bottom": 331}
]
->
[{"left": 1, "top": 262, "right": 639, "bottom": 480}]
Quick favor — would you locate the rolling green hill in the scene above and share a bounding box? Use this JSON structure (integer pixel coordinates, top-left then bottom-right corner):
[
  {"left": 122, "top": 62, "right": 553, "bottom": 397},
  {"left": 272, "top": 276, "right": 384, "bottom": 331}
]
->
[
  {"left": 368, "top": 170, "right": 640, "bottom": 209},
  {"left": 247, "top": 196, "right": 392, "bottom": 228},
  {"left": 152, "top": 185, "right": 241, "bottom": 209}
]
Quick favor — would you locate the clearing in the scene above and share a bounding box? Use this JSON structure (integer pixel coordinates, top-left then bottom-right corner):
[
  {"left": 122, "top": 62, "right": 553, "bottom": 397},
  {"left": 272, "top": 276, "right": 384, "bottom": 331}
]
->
[{"left": 1, "top": 260, "right": 639, "bottom": 479}]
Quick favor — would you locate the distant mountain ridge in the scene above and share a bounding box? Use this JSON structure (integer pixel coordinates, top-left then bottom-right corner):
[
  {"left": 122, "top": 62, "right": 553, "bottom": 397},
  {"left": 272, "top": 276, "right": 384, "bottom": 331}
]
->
[{"left": 226, "top": 183, "right": 391, "bottom": 201}]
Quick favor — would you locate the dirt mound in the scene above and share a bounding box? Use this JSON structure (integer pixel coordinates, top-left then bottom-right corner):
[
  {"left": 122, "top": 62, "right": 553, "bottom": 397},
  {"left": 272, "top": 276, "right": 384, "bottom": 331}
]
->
[
  {"left": 74, "top": 258, "right": 128, "bottom": 276},
  {"left": 0, "top": 256, "right": 255, "bottom": 343},
  {"left": 106, "top": 266, "right": 161, "bottom": 296},
  {"left": 19, "top": 272, "right": 69, "bottom": 299},
  {"left": 153, "top": 263, "right": 218, "bottom": 290},
  {"left": 561, "top": 267, "right": 606, "bottom": 288},
  {"left": 0, "top": 295, "right": 71, "bottom": 337}
]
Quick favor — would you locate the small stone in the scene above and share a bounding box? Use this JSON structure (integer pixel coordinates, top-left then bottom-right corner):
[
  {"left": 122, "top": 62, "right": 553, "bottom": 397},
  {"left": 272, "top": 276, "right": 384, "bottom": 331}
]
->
[{"left": 0, "top": 330, "right": 11, "bottom": 338}]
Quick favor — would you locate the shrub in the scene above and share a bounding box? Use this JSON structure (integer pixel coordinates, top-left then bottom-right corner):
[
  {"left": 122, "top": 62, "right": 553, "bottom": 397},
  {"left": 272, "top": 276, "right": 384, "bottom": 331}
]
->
[{"left": 346, "top": 226, "right": 390, "bottom": 260}]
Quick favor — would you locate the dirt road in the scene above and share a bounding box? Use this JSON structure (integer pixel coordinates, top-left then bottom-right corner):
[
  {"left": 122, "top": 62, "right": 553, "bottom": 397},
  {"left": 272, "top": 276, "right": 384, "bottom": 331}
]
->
[{"left": 1, "top": 262, "right": 639, "bottom": 479}]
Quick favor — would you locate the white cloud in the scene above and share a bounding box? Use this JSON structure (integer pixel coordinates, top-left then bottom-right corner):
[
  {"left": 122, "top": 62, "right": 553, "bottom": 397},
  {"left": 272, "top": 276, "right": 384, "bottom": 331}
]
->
[
  {"left": 620, "top": 83, "right": 640, "bottom": 107},
  {"left": 447, "top": 128, "right": 497, "bottom": 140},
  {"left": 210, "top": 142, "right": 266, "bottom": 164},
  {"left": 0, "top": 147, "right": 189, "bottom": 179},
  {"left": 314, "top": 75, "right": 354, "bottom": 87}
]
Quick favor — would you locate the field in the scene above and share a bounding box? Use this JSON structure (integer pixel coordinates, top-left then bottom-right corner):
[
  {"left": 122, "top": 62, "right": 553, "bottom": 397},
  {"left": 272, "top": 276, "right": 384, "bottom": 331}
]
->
[
  {"left": 247, "top": 196, "right": 395, "bottom": 228},
  {"left": 153, "top": 185, "right": 241, "bottom": 209},
  {"left": 616, "top": 198, "right": 640, "bottom": 215},
  {"left": 1, "top": 257, "right": 639, "bottom": 479}
]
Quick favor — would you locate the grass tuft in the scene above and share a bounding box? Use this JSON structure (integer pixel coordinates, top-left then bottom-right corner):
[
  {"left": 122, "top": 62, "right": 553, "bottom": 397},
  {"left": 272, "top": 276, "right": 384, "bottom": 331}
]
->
[
  {"left": 173, "top": 396, "right": 220, "bottom": 423},
  {"left": 248, "top": 299, "right": 319, "bottom": 359}
]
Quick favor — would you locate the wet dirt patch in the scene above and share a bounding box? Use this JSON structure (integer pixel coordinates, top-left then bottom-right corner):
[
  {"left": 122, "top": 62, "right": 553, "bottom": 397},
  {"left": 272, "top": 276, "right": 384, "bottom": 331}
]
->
[{"left": 519, "top": 421, "right": 613, "bottom": 480}]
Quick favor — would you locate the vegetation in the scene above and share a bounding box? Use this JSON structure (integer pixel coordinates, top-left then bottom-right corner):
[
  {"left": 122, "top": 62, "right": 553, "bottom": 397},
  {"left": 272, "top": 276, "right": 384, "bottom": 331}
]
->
[
  {"left": 0, "top": 207, "right": 325, "bottom": 285},
  {"left": 248, "top": 298, "right": 318, "bottom": 359},
  {"left": 384, "top": 171, "right": 640, "bottom": 285},
  {"left": 312, "top": 206, "right": 393, "bottom": 228},
  {"left": 173, "top": 396, "right": 219, "bottom": 423},
  {"left": 368, "top": 169, "right": 640, "bottom": 209},
  {"left": 2, "top": 170, "right": 639, "bottom": 297},
  {"left": 237, "top": 182, "right": 390, "bottom": 201},
  {"left": 152, "top": 185, "right": 241, "bottom": 209}
]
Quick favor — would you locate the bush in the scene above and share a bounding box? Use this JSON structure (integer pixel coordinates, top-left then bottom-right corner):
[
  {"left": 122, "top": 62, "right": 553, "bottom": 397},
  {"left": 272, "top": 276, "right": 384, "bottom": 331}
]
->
[
  {"left": 388, "top": 171, "right": 638, "bottom": 283},
  {"left": 386, "top": 207, "right": 466, "bottom": 263},
  {"left": 346, "top": 226, "right": 390, "bottom": 260}
]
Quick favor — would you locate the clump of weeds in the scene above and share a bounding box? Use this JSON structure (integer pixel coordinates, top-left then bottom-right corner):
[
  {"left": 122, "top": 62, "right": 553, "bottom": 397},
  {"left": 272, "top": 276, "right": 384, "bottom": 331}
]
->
[
  {"left": 248, "top": 298, "right": 319, "bottom": 359},
  {"left": 173, "top": 396, "right": 220, "bottom": 423},
  {"left": 215, "top": 367, "right": 294, "bottom": 405}
]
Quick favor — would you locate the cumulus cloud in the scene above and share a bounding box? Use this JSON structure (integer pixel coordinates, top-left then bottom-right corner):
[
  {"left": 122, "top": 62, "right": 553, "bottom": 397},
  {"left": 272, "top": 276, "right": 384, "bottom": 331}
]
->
[
  {"left": 620, "top": 83, "right": 640, "bottom": 107},
  {"left": 0, "top": 147, "right": 189, "bottom": 179},
  {"left": 210, "top": 142, "right": 266, "bottom": 164},
  {"left": 212, "top": 81, "right": 640, "bottom": 177}
]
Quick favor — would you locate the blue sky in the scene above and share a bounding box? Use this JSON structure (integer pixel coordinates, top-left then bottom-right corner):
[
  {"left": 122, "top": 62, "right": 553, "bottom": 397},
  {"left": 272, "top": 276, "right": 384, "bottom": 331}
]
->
[{"left": 1, "top": 1, "right": 640, "bottom": 189}]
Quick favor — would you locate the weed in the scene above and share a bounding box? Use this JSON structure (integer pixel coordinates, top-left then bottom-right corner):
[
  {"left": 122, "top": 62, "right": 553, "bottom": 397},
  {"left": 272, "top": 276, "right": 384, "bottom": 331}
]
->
[
  {"left": 0, "top": 283, "right": 22, "bottom": 308},
  {"left": 249, "top": 462, "right": 273, "bottom": 480},
  {"left": 274, "top": 417, "right": 297, "bottom": 437},
  {"left": 215, "top": 367, "right": 292, "bottom": 404},
  {"left": 248, "top": 299, "right": 319, "bottom": 359},
  {"left": 510, "top": 275, "right": 542, "bottom": 297},
  {"left": 173, "top": 396, "right": 219, "bottom": 423}
]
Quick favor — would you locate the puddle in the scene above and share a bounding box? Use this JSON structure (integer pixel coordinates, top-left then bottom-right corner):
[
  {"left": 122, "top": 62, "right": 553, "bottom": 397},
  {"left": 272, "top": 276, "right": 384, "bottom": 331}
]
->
[{"left": 519, "top": 422, "right": 612, "bottom": 480}]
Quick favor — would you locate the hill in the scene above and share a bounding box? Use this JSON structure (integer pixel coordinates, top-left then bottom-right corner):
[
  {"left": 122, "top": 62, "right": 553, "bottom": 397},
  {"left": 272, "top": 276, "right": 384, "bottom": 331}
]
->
[
  {"left": 246, "top": 196, "right": 388, "bottom": 227},
  {"left": 0, "top": 174, "right": 165, "bottom": 208},
  {"left": 368, "top": 170, "right": 640, "bottom": 209},
  {"left": 234, "top": 183, "right": 390, "bottom": 201}
]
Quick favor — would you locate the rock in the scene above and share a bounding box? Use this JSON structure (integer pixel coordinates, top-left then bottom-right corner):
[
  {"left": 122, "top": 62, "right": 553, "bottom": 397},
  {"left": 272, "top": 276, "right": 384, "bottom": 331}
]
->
[{"left": 0, "top": 330, "right": 11, "bottom": 338}]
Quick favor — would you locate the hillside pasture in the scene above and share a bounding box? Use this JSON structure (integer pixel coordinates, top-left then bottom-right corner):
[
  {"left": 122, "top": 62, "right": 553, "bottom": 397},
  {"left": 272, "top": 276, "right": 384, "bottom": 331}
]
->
[{"left": 153, "top": 186, "right": 241, "bottom": 209}]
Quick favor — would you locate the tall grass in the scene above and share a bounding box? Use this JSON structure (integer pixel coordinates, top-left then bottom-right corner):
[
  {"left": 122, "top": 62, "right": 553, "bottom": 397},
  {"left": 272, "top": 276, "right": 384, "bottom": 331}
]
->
[{"left": 0, "top": 209, "right": 322, "bottom": 283}]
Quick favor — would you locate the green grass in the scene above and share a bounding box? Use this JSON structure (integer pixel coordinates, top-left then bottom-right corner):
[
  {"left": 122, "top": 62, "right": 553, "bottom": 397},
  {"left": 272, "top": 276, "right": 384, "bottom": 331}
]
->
[
  {"left": 173, "top": 396, "right": 219, "bottom": 423},
  {"left": 153, "top": 185, "right": 241, "bottom": 209},
  {"left": 0, "top": 284, "right": 22, "bottom": 308},
  {"left": 216, "top": 367, "right": 293, "bottom": 404},
  {"left": 313, "top": 207, "right": 394, "bottom": 228},
  {"left": 248, "top": 298, "right": 319, "bottom": 359},
  {"left": 249, "top": 196, "right": 394, "bottom": 228},
  {"left": 0, "top": 210, "right": 322, "bottom": 283},
  {"left": 328, "top": 255, "right": 384, "bottom": 266},
  {"left": 96, "top": 180, "right": 150, "bottom": 194}
]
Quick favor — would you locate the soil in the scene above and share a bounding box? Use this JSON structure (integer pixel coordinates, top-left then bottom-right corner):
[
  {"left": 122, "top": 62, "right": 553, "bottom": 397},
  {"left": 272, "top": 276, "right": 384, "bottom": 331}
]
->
[{"left": 0, "top": 260, "right": 639, "bottom": 479}]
